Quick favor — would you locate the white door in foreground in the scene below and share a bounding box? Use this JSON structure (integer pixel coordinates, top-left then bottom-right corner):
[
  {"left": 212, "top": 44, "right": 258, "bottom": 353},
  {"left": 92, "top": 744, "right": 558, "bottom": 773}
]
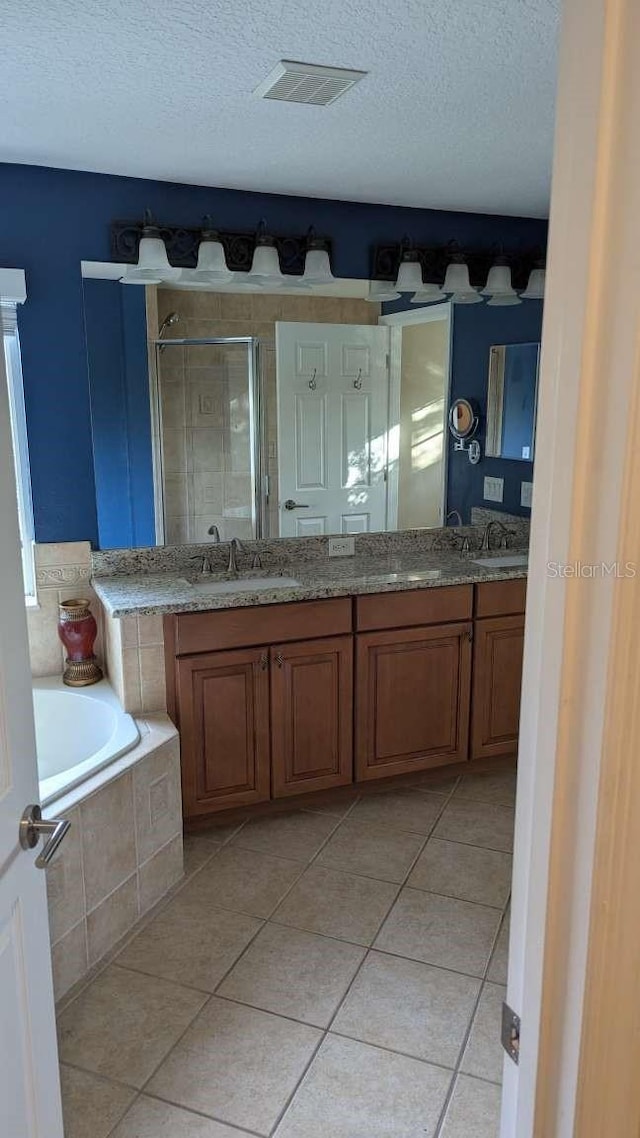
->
[
  {"left": 0, "top": 344, "right": 64, "bottom": 1135},
  {"left": 276, "top": 322, "right": 390, "bottom": 536}
]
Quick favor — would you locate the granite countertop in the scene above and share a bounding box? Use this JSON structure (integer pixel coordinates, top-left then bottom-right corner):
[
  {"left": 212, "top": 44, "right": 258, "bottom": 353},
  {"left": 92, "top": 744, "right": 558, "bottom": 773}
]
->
[{"left": 92, "top": 549, "right": 528, "bottom": 618}]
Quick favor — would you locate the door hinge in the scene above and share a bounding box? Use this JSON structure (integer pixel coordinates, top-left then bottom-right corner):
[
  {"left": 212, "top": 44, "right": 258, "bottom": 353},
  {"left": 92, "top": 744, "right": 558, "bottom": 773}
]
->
[
  {"left": 385, "top": 352, "right": 390, "bottom": 370},
  {"left": 501, "top": 1001, "right": 520, "bottom": 1065}
]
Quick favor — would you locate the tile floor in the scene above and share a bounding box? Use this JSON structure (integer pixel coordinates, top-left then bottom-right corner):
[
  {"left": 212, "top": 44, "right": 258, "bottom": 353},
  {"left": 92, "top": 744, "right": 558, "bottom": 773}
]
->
[{"left": 57, "top": 764, "right": 515, "bottom": 1138}]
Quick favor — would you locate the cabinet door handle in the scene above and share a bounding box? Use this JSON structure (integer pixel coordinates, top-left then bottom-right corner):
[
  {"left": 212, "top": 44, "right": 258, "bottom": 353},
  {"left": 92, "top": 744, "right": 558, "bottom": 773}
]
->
[
  {"left": 259, "top": 652, "right": 269, "bottom": 670},
  {"left": 466, "top": 627, "right": 474, "bottom": 642},
  {"left": 274, "top": 652, "right": 284, "bottom": 667}
]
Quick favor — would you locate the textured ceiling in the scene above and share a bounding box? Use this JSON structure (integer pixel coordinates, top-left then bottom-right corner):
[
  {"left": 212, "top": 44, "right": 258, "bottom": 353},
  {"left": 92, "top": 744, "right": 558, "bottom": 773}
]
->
[{"left": 0, "top": 0, "right": 560, "bottom": 217}]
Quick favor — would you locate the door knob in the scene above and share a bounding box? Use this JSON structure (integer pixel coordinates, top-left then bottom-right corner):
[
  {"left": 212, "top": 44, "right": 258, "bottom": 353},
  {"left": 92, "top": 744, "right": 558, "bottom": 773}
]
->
[
  {"left": 19, "top": 804, "right": 71, "bottom": 868},
  {"left": 283, "top": 499, "right": 310, "bottom": 510}
]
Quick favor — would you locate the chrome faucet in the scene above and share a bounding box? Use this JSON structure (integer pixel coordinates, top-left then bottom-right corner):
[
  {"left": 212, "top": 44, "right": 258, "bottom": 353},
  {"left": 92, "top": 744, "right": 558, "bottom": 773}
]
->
[
  {"left": 446, "top": 509, "right": 463, "bottom": 527},
  {"left": 189, "top": 554, "right": 214, "bottom": 575},
  {"left": 227, "top": 538, "right": 242, "bottom": 575},
  {"left": 480, "top": 520, "right": 515, "bottom": 552}
]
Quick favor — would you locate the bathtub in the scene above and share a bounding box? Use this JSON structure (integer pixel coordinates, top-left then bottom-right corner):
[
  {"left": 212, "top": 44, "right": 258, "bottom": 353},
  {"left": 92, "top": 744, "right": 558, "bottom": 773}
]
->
[{"left": 34, "top": 677, "right": 140, "bottom": 806}]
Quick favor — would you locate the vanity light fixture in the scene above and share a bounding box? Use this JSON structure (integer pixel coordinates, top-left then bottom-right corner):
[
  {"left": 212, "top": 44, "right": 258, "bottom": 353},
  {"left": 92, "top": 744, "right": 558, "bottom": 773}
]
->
[
  {"left": 300, "top": 231, "right": 335, "bottom": 286},
  {"left": 124, "top": 210, "right": 180, "bottom": 283},
  {"left": 482, "top": 260, "right": 521, "bottom": 306},
  {"left": 442, "top": 257, "right": 482, "bottom": 304},
  {"left": 395, "top": 249, "right": 424, "bottom": 292},
  {"left": 247, "top": 222, "right": 284, "bottom": 287},
  {"left": 521, "top": 265, "right": 546, "bottom": 298}
]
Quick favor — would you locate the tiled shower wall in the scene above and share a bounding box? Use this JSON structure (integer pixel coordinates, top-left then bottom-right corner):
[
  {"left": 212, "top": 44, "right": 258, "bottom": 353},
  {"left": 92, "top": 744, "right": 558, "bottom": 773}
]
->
[
  {"left": 155, "top": 289, "right": 380, "bottom": 540},
  {"left": 27, "top": 542, "right": 104, "bottom": 677}
]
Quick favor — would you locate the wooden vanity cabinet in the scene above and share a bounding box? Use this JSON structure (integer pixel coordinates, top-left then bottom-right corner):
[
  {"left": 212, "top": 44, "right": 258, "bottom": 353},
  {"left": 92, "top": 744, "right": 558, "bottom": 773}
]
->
[
  {"left": 271, "top": 636, "right": 353, "bottom": 797},
  {"left": 167, "top": 578, "right": 526, "bottom": 821},
  {"left": 470, "top": 580, "right": 527, "bottom": 761},
  {"left": 176, "top": 647, "right": 271, "bottom": 818},
  {"left": 355, "top": 586, "right": 474, "bottom": 781},
  {"left": 166, "top": 599, "right": 353, "bottom": 820}
]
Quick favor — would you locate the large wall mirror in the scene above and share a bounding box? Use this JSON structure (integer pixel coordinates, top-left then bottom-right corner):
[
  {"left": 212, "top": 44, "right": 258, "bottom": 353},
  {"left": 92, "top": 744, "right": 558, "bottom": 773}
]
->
[{"left": 81, "top": 265, "right": 542, "bottom": 548}]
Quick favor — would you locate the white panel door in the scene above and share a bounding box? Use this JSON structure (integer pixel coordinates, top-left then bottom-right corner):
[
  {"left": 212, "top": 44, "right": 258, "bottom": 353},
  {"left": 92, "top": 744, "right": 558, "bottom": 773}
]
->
[
  {"left": 0, "top": 346, "right": 64, "bottom": 1135},
  {"left": 276, "top": 322, "right": 390, "bottom": 536}
]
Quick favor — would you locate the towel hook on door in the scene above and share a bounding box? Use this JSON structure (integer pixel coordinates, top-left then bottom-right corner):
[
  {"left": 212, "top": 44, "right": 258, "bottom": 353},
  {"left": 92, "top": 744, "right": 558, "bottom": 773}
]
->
[
  {"left": 353, "top": 369, "right": 363, "bottom": 390},
  {"left": 308, "top": 369, "right": 317, "bottom": 391}
]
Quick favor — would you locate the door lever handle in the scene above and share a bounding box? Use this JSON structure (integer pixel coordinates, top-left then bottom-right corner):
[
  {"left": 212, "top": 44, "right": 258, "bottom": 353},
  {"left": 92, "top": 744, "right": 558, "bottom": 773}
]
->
[
  {"left": 19, "top": 804, "right": 71, "bottom": 868},
  {"left": 283, "top": 499, "right": 310, "bottom": 510}
]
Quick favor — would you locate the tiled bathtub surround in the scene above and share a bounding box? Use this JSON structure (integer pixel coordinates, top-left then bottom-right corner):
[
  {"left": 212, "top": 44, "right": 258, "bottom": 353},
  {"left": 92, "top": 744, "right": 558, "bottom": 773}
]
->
[
  {"left": 27, "top": 542, "right": 104, "bottom": 677},
  {"left": 103, "top": 609, "right": 166, "bottom": 715},
  {"left": 47, "top": 721, "right": 183, "bottom": 1002}
]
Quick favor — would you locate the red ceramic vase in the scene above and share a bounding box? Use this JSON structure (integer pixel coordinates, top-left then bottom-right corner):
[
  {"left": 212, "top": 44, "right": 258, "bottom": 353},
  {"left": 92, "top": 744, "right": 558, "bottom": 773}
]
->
[{"left": 57, "top": 599, "right": 103, "bottom": 687}]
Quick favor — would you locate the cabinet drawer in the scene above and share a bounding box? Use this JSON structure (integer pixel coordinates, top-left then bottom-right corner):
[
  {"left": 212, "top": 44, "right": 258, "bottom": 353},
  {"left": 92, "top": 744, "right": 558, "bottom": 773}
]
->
[
  {"left": 475, "top": 578, "right": 527, "bottom": 618},
  {"left": 169, "top": 597, "right": 352, "bottom": 656},
  {"left": 356, "top": 585, "right": 472, "bottom": 632}
]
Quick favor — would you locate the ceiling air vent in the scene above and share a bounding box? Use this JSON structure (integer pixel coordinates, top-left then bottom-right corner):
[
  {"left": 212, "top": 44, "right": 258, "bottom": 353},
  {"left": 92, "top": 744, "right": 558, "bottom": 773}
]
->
[{"left": 254, "top": 60, "right": 367, "bottom": 106}]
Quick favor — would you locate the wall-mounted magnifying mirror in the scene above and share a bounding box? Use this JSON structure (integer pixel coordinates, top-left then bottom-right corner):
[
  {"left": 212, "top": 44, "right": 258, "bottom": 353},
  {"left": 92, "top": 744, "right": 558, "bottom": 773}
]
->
[
  {"left": 486, "top": 342, "right": 540, "bottom": 461},
  {"left": 448, "top": 398, "right": 481, "bottom": 464},
  {"left": 448, "top": 398, "right": 478, "bottom": 440}
]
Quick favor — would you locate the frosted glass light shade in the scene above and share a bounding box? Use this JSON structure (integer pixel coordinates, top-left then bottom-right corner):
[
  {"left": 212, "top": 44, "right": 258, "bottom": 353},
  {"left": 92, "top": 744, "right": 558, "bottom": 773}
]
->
[
  {"left": 195, "top": 236, "right": 233, "bottom": 281},
  {"left": 301, "top": 247, "right": 334, "bottom": 285},
  {"left": 443, "top": 261, "right": 473, "bottom": 294},
  {"left": 487, "top": 293, "right": 522, "bottom": 306},
  {"left": 482, "top": 264, "right": 518, "bottom": 299},
  {"left": 443, "top": 261, "right": 481, "bottom": 303},
  {"left": 367, "top": 281, "right": 400, "bottom": 302},
  {"left": 248, "top": 241, "right": 284, "bottom": 285},
  {"left": 452, "top": 290, "right": 483, "bottom": 305},
  {"left": 395, "top": 257, "right": 424, "bottom": 292},
  {"left": 521, "top": 268, "right": 546, "bottom": 298},
  {"left": 410, "top": 284, "right": 447, "bottom": 304},
  {"left": 135, "top": 234, "right": 180, "bottom": 280}
]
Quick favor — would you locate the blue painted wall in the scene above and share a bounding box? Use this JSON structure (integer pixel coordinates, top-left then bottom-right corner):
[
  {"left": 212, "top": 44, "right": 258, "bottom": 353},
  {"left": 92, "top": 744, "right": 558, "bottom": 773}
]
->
[
  {"left": 83, "top": 280, "right": 155, "bottom": 548},
  {"left": 384, "top": 295, "right": 544, "bottom": 521},
  {"left": 0, "top": 162, "right": 546, "bottom": 543}
]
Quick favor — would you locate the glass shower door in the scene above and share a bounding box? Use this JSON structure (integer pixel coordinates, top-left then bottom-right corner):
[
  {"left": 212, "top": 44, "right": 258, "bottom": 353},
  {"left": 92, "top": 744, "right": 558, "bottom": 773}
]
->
[{"left": 154, "top": 337, "right": 263, "bottom": 545}]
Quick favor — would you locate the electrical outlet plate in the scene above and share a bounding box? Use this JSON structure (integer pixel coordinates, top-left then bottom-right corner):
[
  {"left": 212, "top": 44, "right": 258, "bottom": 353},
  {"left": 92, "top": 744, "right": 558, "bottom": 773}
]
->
[
  {"left": 328, "top": 536, "right": 355, "bottom": 557},
  {"left": 484, "top": 476, "right": 504, "bottom": 503},
  {"left": 521, "top": 481, "right": 533, "bottom": 508}
]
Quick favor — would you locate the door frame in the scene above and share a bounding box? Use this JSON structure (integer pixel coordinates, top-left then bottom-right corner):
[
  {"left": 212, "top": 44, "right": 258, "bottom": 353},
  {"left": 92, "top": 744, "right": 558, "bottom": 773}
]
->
[
  {"left": 502, "top": 0, "right": 640, "bottom": 1134},
  {"left": 379, "top": 303, "right": 452, "bottom": 529}
]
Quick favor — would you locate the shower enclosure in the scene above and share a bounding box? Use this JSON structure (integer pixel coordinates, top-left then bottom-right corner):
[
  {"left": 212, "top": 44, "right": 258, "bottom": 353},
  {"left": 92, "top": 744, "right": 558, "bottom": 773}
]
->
[{"left": 151, "top": 337, "right": 266, "bottom": 545}]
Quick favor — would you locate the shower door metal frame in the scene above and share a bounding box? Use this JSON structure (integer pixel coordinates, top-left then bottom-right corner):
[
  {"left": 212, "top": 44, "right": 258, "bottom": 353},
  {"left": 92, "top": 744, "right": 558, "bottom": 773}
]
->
[{"left": 151, "top": 336, "right": 266, "bottom": 544}]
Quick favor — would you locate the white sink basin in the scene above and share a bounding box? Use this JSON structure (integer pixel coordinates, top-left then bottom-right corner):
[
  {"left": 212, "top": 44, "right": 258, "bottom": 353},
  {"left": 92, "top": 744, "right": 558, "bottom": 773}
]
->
[
  {"left": 471, "top": 554, "right": 528, "bottom": 569},
  {"left": 178, "top": 575, "right": 301, "bottom": 595}
]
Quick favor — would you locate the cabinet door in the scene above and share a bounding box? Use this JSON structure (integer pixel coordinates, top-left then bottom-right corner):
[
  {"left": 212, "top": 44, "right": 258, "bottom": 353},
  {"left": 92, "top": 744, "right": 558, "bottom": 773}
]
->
[
  {"left": 471, "top": 615, "right": 525, "bottom": 760},
  {"left": 271, "top": 636, "right": 353, "bottom": 797},
  {"left": 177, "top": 647, "right": 270, "bottom": 819},
  {"left": 356, "top": 623, "right": 472, "bottom": 781}
]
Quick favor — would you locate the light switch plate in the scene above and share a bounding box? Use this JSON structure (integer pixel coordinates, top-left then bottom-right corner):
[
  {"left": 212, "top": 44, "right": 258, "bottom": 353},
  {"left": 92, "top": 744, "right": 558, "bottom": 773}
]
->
[
  {"left": 521, "top": 481, "right": 533, "bottom": 508},
  {"left": 328, "top": 536, "right": 355, "bottom": 557},
  {"left": 484, "top": 476, "right": 504, "bottom": 503}
]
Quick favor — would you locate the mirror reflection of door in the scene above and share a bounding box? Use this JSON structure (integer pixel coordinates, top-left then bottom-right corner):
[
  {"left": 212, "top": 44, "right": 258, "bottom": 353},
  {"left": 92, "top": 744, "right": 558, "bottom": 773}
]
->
[
  {"left": 275, "top": 322, "right": 390, "bottom": 536},
  {"left": 382, "top": 304, "right": 451, "bottom": 530}
]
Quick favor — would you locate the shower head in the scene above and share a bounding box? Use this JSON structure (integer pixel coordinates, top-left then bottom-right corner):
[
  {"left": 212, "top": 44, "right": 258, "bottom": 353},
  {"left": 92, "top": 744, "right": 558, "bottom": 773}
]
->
[{"left": 159, "top": 312, "right": 180, "bottom": 338}]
